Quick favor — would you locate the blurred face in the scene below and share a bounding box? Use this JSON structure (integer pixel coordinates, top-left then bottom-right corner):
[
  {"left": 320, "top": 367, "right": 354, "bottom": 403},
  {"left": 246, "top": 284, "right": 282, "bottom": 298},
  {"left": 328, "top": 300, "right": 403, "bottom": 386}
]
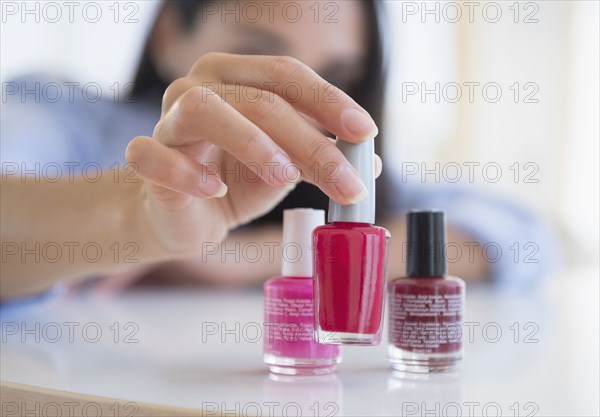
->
[{"left": 151, "top": 0, "right": 368, "bottom": 91}]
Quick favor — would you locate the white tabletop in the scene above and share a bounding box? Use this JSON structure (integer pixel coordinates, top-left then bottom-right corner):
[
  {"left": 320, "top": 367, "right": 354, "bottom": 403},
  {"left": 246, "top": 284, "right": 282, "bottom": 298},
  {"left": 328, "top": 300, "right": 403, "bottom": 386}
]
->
[{"left": 1, "top": 266, "right": 598, "bottom": 416}]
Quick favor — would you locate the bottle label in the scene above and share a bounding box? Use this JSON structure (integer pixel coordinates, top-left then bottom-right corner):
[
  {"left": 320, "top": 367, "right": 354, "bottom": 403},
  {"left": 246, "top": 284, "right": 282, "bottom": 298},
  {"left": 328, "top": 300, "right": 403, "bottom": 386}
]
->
[
  {"left": 390, "top": 292, "right": 463, "bottom": 353},
  {"left": 264, "top": 293, "right": 339, "bottom": 360},
  {"left": 264, "top": 297, "right": 314, "bottom": 344}
]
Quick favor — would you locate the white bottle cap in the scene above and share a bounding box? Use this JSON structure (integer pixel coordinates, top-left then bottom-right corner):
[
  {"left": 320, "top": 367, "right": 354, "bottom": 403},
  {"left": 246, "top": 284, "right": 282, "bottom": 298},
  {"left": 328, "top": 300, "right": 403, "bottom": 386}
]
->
[
  {"left": 281, "top": 208, "right": 325, "bottom": 277},
  {"left": 328, "top": 137, "right": 376, "bottom": 224}
]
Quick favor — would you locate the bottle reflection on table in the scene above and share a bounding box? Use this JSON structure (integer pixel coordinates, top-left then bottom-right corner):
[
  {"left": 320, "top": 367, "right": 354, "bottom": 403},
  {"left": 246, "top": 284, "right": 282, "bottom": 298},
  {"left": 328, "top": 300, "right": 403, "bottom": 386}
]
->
[
  {"left": 385, "top": 370, "right": 464, "bottom": 416},
  {"left": 263, "top": 373, "right": 343, "bottom": 417}
]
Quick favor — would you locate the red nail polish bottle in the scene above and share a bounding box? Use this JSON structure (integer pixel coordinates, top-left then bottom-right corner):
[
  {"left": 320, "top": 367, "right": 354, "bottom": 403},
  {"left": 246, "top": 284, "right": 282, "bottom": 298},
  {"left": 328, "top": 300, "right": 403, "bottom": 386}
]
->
[
  {"left": 313, "top": 138, "right": 391, "bottom": 345},
  {"left": 388, "top": 210, "right": 465, "bottom": 372}
]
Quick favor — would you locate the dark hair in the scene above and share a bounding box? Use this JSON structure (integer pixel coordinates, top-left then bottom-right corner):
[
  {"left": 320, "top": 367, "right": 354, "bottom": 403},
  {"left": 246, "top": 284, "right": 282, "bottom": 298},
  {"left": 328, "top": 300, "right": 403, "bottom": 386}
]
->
[{"left": 131, "top": 0, "right": 394, "bottom": 223}]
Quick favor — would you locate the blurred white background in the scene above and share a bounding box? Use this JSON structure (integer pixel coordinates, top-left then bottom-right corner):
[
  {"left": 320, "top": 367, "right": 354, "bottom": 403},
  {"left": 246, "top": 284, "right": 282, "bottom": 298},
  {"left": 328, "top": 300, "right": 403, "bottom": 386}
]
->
[{"left": 1, "top": 0, "right": 598, "bottom": 265}]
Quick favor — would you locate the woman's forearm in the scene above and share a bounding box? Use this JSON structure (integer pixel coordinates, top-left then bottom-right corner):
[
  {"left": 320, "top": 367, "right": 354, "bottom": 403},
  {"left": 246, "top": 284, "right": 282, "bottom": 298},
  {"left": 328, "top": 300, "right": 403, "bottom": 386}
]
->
[
  {"left": 174, "top": 226, "right": 283, "bottom": 286},
  {"left": 175, "top": 215, "right": 489, "bottom": 287},
  {"left": 0, "top": 171, "right": 168, "bottom": 299},
  {"left": 178, "top": 217, "right": 489, "bottom": 287}
]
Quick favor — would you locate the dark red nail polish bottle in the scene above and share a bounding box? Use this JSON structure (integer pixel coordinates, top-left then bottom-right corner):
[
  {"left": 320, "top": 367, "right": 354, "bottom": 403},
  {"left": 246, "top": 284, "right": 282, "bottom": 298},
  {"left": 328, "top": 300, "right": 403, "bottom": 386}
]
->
[
  {"left": 388, "top": 210, "right": 465, "bottom": 372},
  {"left": 313, "top": 138, "right": 391, "bottom": 345}
]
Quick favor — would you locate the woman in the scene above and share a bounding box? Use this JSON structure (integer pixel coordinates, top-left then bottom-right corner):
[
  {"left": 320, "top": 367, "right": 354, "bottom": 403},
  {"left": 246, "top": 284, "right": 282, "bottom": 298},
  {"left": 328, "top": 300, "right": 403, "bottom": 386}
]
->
[{"left": 0, "top": 1, "right": 553, "bottom": 299}]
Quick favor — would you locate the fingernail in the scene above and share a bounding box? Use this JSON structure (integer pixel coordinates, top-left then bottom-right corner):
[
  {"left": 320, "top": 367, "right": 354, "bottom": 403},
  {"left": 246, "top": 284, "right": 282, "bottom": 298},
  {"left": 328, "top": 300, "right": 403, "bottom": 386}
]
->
[
  {"left": 374, "top": 154, "right": 383, "bottom": 178},
  {"left": 271, "top": 152, "right": 301, "bottom": 185},
  {"left": 211, "top": 182, "right": 228, "bottom": 198},
  {"left": 334, "top": 165, "right": 368, "bottom": 204},
  {"left": 200, "top": 175, "right": 228, "bottom": 198},
  {"left": 341, "top": 108, "right": 379, "bottom": 139}
]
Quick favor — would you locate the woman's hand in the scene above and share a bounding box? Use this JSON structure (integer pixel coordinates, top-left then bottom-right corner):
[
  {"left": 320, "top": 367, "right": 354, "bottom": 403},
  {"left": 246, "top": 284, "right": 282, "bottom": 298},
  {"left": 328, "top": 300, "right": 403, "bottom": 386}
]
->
[{"left": 125, "top": 53, "right": 379, "bottom": 257}]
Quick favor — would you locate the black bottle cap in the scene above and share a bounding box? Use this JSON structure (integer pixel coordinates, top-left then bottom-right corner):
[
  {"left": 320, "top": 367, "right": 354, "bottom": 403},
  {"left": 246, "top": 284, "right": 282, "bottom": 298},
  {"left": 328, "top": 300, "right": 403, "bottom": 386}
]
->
[{"left": 406, "top": 210, "right": 447, "bottom": 277}]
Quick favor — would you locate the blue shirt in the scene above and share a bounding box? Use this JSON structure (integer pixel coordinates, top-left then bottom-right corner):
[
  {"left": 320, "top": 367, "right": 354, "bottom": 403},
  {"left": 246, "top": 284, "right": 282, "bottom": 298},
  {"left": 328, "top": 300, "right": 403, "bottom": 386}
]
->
[{"left": 1, "top": 76, "right": 560, "bottom": 291}]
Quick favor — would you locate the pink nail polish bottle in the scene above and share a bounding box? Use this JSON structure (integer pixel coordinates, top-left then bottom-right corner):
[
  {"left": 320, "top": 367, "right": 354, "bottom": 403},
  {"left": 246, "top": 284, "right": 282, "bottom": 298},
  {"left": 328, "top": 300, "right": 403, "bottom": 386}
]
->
[
  {"left": 313, "top": 139, "right": 391, "bottom": 345},
  {"left": 388, "top": 210, "right": 465, "bottom": 372},
  {"left": 263, "top": 209, "right": 341, "bottom": 375}
]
